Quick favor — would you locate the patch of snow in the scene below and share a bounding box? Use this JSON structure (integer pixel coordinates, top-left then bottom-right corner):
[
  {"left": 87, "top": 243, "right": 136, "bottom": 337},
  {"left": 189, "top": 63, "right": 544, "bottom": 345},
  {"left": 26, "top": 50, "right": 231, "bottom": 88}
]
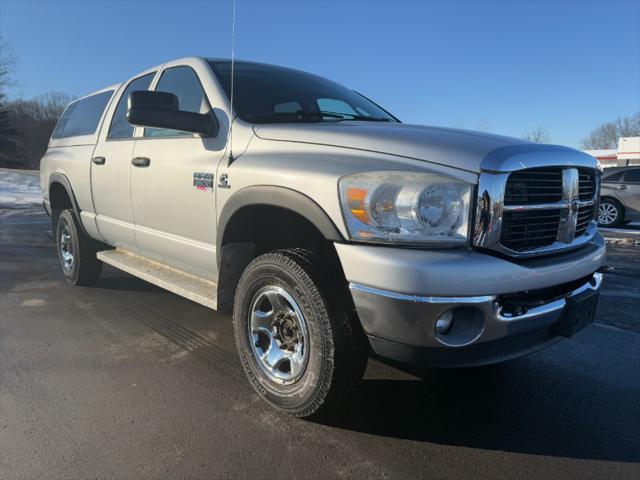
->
[{"left": 0, "top": 168, "right": 43, "bottom": 207}]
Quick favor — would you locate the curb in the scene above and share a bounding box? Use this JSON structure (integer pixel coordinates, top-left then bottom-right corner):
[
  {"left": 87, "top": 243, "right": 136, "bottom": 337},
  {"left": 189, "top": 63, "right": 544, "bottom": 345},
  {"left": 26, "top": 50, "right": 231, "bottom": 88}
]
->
[{"left": 604, "top": 237, "right": 640, "bottom": 247}]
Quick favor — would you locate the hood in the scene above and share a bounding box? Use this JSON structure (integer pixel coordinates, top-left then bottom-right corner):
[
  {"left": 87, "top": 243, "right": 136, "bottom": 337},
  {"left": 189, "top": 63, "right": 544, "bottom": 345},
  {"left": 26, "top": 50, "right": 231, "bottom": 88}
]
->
[{"left": 252, "top": 122, "right": 532, "bottom": 173}]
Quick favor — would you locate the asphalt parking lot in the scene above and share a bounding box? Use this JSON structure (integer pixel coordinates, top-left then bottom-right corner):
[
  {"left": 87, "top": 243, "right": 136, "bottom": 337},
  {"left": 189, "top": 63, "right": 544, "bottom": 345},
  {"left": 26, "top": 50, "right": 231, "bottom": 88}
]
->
[{"left": 1, "top": 207, "right": 639, "bottom": 479}]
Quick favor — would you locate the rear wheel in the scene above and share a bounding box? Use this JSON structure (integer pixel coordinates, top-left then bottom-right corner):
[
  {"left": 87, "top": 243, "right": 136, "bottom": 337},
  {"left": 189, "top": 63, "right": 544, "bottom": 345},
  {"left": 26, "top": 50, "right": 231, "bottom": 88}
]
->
[
  {"left": 598, "top": 198, "right": 623, "bottom": 227},
  {"left": 233, "top": 249, "right": 368, "bottom": 418},
  {"left": 55, "top": 209, "right": 102, "bottom": 286}
]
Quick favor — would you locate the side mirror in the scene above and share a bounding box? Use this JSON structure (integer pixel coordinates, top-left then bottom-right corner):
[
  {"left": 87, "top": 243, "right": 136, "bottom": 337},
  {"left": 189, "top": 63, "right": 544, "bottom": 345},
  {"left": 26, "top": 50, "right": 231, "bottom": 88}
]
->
[{"left": 126, "top": 90, "right": 219, "bottom": 137}]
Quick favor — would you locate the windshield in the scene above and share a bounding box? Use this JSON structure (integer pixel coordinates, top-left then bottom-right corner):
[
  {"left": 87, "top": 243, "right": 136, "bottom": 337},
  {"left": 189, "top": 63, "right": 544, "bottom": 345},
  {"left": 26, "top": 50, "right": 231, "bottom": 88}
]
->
[{"left": 208, "top": 60, "right": 398, "bottom": 124}]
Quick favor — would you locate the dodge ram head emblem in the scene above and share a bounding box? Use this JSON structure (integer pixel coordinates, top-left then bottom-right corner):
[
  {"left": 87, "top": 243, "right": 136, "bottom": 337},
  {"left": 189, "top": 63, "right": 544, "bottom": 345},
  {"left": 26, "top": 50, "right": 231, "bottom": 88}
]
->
[
  {"left": 557, "top": 168, "right": 580, "bottom": 244},
  {"left": 571, "top": 198, "right": 579, "bottom": 214}
]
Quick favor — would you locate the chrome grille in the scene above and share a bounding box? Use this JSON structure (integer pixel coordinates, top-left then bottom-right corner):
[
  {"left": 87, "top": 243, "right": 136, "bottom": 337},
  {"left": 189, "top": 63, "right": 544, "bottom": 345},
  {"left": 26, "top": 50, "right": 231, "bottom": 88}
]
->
[
  {"left": 501, "top": 209, "right": 562, "bottom": 251},
  {"left": 576, "top": 169, "right": 597, "bottom": 237},
  {"left": 576, "top": 204, "right": 595, "bottom": 237},
  {"left": 578, "top": 170, "right": 597, "bottom": 201},
  {"left": 504, "top": 168, "right": 563, "bottom": 205},
  {"left": 474, "top": 166, "right": 600, "bottom": 257}
]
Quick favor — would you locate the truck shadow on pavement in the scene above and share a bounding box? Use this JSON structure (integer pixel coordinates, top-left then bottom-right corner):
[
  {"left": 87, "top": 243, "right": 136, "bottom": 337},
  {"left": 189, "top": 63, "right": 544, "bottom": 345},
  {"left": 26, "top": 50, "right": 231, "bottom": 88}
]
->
[
  {"left": 317, "top": 360, "right": 640, "bottom": 463},
  {"left": 97, "top": 275, "right": 163, "bottom": 293},
  {"left": 7, "top": 211, "right": 637, "bottom": 465}
]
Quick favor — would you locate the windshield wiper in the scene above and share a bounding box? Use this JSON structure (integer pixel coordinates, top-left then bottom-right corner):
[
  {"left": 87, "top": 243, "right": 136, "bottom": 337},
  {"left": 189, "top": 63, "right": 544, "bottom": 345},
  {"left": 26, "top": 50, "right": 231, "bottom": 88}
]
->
[
  {"left": 247, "top": 110, "right": 344, "bottom": 122},
  {"left": 246, "top": 110, "right": 391, "bottom": 123},
  {"left": 319, "top": 111, "right": 391, "bottom": 122}
]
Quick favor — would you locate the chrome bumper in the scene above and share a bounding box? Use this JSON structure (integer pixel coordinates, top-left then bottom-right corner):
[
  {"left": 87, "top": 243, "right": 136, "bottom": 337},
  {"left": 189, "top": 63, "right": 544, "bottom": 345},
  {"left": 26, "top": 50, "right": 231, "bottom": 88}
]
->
[{"left": 350, "top": 272, "right": 602, "bottom": 366}]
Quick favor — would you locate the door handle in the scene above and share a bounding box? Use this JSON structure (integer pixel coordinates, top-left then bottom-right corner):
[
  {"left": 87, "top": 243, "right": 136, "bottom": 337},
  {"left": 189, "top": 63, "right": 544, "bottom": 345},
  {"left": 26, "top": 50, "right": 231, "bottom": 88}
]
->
[
  {"left": 92, "top": 156, "right": 106, "bottom": 165},
  {"left": 131, "top": 157, "right": 151, "bottom": 168},
  {"left": 616, "top": 184, "right": 628, "bottom": 190}
]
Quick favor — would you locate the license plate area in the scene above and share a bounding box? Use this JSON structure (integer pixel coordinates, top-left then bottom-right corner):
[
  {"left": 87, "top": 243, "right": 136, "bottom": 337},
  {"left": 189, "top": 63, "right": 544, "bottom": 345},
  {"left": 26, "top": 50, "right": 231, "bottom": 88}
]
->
[{"left": 551, "top": 289, "right": 599, "bottom": 338}]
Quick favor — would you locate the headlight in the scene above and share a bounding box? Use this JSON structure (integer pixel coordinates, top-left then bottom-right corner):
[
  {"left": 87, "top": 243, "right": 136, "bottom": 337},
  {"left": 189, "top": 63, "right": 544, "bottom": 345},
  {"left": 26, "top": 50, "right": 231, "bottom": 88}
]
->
[{"left": 339, "top": 171, "right": 472, "bottom": 245}]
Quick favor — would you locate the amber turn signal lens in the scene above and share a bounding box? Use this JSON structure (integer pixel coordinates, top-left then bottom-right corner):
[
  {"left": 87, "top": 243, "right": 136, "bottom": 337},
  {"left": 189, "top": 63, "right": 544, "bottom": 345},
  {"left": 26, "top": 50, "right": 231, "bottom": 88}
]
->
[{"left": 346, "top": 187, "right": 370, "bottom": 223}]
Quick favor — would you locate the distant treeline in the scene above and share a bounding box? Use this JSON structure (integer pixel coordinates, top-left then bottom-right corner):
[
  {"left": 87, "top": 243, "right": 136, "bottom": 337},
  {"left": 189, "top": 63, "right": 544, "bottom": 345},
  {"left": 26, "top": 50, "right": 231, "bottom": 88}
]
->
[{"left": 0, "top": 93, "right": 73, "bottom": 170}]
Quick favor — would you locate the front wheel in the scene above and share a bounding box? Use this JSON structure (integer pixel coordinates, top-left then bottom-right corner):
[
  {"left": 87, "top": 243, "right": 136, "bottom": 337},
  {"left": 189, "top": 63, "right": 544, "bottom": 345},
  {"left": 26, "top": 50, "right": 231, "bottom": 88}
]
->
[
  {"left": 598, "top": 198, "right": 623, "bottom": 227},
  {"left": 233, "top": 249, "right": 368, "bottom": 418}
]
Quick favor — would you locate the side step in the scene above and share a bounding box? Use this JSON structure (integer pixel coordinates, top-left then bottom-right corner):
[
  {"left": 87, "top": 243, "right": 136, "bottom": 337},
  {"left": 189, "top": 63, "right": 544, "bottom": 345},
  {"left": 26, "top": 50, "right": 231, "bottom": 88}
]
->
[{"left": 97, "top": 249, "right": 217, "bottom": 310}]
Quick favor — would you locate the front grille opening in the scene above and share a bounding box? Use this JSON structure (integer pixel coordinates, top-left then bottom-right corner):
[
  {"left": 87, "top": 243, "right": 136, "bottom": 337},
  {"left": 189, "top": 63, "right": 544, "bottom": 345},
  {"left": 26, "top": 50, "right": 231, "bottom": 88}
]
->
[
  {"left": 499, "top": 167, "right": 598, "bottom": 253},
  {"left": 576, "top": 205, "right": 594, "bottom": 237},
  {"left": 504, "top": 167, "right": 563, "bottom": 205},
  {"left": 501, "top": 209, "right": 561, "bottom": 251},
  {"left": 499, "top": 274, "right": 593, "bottom": 316},
  {"left": 578, "top": 169, "right": 596, "bottom": 201}
]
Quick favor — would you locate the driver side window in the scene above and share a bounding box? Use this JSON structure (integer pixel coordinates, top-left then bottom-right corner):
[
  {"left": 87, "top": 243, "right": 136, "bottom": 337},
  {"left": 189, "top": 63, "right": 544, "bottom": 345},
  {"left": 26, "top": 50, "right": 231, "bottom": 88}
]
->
[
  {"left": 624, "top": 169, "right": 640, "bottom": 183},
  {"left": 144, "top": 66, "right": 211, "bottom": 137},
  {"left": 108, "top": 73, "right": 155, "bottom": 139}
]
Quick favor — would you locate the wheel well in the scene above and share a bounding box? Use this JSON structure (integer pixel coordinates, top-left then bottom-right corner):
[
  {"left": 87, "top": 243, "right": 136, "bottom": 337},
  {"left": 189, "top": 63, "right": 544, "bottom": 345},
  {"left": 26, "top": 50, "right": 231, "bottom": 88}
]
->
[
  {"left": 223, "top": 205, "right": 330, "bottom": 253},
  {"left": 49, "top": 182, "right": 75, "bottom": 230},
  {"left": 600, "top": 196, "right": 625, "bottom": 211},
  {"left": 217, "top": 205, "right": 344, "bottom": 312},
  {"left": 599, "top": 196, "right": 626, "bottom": 222},
  {"left": 49, "top": 182, "right": 73, "bottom": 211}
]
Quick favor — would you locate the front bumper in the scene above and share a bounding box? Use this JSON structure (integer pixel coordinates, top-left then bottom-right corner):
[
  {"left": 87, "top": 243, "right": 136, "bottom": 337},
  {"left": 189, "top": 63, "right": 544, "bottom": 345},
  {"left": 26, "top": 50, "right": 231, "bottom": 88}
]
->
[{"left": 335, "top": 234, "right": 605, "bottom": 367}]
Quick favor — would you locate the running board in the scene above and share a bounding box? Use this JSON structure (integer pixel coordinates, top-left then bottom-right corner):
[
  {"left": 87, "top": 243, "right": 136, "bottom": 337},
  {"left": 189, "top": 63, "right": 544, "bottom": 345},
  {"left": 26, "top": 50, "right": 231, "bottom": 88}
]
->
[{"left": 97, "top": 249, "right": 217, "bottom": 309}]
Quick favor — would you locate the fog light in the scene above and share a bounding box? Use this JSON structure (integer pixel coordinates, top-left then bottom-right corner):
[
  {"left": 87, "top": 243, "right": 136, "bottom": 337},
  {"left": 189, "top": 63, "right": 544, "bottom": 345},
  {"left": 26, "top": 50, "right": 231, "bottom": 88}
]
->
[
  {"left": 434, "top": 307, "right": 485, "bottom": 347},
  {"left": 435, "top": 310, "right": 454, "bottom": 335}
]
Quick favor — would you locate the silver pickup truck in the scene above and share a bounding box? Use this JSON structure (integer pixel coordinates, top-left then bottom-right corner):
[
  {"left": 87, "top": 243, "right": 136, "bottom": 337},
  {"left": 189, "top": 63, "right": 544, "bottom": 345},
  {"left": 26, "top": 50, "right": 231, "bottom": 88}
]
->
[{"left": 40, "top": 57, "right": 606, "bottom": 417}]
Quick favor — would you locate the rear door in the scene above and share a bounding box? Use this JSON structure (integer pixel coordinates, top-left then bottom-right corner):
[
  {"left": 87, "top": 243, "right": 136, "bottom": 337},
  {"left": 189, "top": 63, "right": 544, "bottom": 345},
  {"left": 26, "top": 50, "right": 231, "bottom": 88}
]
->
[
  {"left": 129, "top": 62, "right": 227, "bottom": 280},
  {"left": 91, "top": 71, "right": 156, "bottom": 247},
  {"left": 619, "top": 168, "right": 640, "bottom": 219}
]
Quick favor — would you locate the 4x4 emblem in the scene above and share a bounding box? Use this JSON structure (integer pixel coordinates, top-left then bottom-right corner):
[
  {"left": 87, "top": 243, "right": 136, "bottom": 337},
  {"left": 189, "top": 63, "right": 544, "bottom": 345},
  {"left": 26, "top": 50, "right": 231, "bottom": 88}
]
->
[{"left": 218, "top": 173, "right": 231, "bottom": 189}]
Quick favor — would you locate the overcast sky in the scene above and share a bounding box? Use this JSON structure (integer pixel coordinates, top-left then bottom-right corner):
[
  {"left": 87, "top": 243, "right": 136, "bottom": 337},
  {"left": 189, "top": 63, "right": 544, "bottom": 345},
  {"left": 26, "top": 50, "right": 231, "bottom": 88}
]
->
[{"left": 1, "top": 0, "right": 639, "bottom": 147}]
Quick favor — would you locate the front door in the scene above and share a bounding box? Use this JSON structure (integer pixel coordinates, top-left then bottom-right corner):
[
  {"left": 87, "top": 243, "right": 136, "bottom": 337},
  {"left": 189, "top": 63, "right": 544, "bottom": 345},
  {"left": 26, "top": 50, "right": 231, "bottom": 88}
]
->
[
  {"left": 618, "top": 168, "right": 640, "bottom": 219},
  {"left": 129, "top": 65, "right": 226, "bottom": 280},
  {"left": 91, "top": 71, "right": 156, "bottom": 247}
]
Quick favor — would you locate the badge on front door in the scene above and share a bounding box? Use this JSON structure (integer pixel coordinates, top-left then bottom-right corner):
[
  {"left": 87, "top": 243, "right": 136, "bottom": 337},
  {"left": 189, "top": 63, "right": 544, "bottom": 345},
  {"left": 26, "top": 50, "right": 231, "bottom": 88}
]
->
[{"left": 193, "top": 172, "right": 214, "bottom": 193}]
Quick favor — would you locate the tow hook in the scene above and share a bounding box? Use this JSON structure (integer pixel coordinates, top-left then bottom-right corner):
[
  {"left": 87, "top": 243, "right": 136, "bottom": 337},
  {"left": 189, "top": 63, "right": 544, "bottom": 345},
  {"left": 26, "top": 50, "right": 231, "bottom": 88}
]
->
[{"left": 597, "top": 265, "right": 615, "bottom": 274}]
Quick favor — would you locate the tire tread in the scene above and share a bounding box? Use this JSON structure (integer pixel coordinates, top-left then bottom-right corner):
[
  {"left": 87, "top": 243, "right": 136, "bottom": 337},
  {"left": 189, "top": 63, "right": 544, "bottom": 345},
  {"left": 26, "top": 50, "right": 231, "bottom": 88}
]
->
[
  {"left": 56, "top": 209, "right": 102, "bottom": 286},
  {"left": 233, "top": 248, "right": 367, "bottom": 418}
]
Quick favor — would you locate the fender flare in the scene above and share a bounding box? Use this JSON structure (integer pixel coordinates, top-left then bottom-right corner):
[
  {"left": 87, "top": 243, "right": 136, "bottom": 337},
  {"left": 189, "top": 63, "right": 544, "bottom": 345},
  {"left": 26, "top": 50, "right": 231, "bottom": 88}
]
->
[
  {"left": 47, "top": 172, "right": 93, "bottom": 236},
  {"left": 217, "top": 185, "right": 345, "bottom": 263},
  {"left": 48, "top": 172, "right": 81, "bottom": 215}
]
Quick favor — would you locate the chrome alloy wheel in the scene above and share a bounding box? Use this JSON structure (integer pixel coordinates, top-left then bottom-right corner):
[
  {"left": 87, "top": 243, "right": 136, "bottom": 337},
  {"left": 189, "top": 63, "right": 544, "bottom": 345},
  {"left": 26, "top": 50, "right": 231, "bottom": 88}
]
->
[
  {"left": 60, "top": 224, "right": 74, "bottom": 271},
  {"left": 249, "top": 286, "right": 309, "bottom": 385},
  {"left": 598, "top": 202, "right": 618, "bottom": 225}
]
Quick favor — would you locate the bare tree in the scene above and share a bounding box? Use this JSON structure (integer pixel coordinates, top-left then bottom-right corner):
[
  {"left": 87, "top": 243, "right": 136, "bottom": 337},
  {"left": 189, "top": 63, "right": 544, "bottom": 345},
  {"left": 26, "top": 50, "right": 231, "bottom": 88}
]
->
[
  {"left": 477, "top": 118, "right": 491, "bottom": 132},
  {"left": 522, "top": 127, "right": 551, "bottom": 143},
  {"left": 0, "top": 37, "right": 75, "bottom": 169},
  {"left": 581, "top": 112, "right": 640, "bottom": 150},
  {"left": 0, "top": 36, "right": 19, "bottom": 164},
  {"left": 3, "top": 93, "right": 73, "bottom": 169},
  {"left": 0, "top": 36, "right": 17, "bottom": 91}
]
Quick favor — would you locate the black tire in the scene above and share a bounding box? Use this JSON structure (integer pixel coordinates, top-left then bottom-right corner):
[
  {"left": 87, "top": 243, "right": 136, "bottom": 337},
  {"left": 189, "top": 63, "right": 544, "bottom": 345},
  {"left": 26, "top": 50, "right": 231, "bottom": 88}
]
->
[
  {"left": 598, "top": 198, "right": 624, "bottom": 227},
  {"left": 55, "top": 209, "right": 102, "bottom": 286},
  {"left": 233, "top": 248, "right": 368, "bottom": 418}
]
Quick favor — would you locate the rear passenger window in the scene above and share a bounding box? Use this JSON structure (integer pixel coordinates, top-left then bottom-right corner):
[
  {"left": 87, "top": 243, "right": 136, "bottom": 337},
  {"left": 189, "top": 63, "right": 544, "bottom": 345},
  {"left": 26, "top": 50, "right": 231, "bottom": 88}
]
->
[
  {"left": 51, "top": 91, "right": 113, "bottom": 139},
  {"left": 604, "top": 171, "right": 624, "bottom": 182},
  {"left": 624, "top": 169, "right": 640, "bottom": 183},
  {"left": 108, "top": 73, "right": 155, "bottom": 139},
  {"left": 144, "top": 66, "right": 210, "bottom": 137}
]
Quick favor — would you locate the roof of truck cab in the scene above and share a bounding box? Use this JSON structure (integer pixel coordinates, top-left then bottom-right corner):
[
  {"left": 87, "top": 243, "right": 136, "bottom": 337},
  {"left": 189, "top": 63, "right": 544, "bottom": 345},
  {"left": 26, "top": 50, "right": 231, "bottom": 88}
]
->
[{"left": 69, "top": 83, "right": 121, "bottom": 105}]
